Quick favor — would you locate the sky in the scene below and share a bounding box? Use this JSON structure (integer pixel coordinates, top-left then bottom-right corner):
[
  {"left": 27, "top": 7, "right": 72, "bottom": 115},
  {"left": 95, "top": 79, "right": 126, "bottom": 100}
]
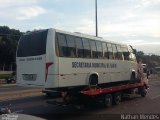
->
[{"left": 0, "top": 0, "right": 160, "bottom": 55}]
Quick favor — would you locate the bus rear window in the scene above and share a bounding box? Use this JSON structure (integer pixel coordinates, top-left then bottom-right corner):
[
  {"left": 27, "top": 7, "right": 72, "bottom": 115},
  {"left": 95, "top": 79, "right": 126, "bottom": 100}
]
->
[{"left": 17, "top": 30, "right": 48, "bottom": 57}]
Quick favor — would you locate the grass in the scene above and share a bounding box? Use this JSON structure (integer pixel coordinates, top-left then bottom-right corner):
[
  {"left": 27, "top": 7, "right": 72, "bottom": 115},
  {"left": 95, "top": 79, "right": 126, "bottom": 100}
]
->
[{"left": 0, "top": 74, "right": 12, "bottom": 79}]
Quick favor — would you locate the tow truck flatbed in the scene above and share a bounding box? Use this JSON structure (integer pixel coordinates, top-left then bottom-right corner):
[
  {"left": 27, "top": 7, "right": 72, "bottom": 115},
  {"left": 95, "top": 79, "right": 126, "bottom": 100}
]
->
[
  {"left": 80, "top": 82, "right": 146, "bottom": 96},
  {"left": 47, "top": 81, "right": 148, "bottom": 108}
]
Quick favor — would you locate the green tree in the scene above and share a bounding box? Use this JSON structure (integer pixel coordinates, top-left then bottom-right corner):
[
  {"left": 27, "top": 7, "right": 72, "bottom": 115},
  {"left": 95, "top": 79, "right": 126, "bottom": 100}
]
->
[
  {"left": 0, "top": 26, "right": 22, "bottom": 70},
  {"left": 136, "top": 50, "right": 160, "bottom": 68}
]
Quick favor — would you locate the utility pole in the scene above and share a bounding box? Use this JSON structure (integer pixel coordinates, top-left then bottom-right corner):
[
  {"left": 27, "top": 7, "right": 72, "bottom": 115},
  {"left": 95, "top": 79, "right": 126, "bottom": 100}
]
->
[{"left": 95, "top": 0, "right": 98, "bottom": 37}]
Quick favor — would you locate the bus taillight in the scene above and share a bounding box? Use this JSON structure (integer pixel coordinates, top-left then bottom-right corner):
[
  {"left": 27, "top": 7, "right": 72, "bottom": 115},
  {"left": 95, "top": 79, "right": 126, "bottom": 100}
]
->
[{"left": 45, "top": 62, "right": 53, "bottom": 82}]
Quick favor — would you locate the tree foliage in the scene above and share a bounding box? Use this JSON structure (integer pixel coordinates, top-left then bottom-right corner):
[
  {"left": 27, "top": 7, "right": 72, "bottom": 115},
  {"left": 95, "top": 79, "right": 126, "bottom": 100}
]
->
[
  {"left": 0, "top": 26, "right": 22, "bottom": 65},
  {"left": 136, "top": 51, "right": 160, "bottom": 68}
]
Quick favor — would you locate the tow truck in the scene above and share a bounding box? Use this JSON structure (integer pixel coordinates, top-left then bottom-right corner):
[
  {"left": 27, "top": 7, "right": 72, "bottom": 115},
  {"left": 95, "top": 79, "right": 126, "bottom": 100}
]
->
[{"left": 47, "top": 79, "right": 148, "bottom": 108}]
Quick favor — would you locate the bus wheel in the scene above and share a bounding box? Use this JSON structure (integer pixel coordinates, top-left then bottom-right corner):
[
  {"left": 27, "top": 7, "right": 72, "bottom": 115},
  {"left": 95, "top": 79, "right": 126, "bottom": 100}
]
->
[
  {"left": 113, "top": 92, "right": 121, "bottom": 105},
  {"left": 89, "top": 75, "right": 98, "bottom": 87},
  {"left": 131, "top": 72, "right": 136, "bottom": 81},
  {"left": 103, "top": 94, "right": 112, "bottom": 108}
]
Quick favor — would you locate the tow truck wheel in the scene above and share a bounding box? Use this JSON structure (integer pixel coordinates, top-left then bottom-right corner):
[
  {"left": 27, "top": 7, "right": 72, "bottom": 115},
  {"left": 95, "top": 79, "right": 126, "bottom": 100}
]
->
[
  {"left": 139, "top": 87, "right": 147, "bottom": 97},
  {"left": 113, "top": 92, "right": 121, "bottom": 105},
  {"left": 46, "top": 93, "right": 52, "bottom": 97},
  {"left": 103, "top": 94, "right": 112, "bottom": 108}
]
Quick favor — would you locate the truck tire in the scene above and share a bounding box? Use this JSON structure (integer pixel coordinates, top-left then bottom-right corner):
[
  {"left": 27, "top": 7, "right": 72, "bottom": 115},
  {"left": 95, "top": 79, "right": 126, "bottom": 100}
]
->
[
  {"left": 46, "top": 93, "right": 52, "bottom": 97},
  {"left": 103, "top": 94, "right": 112, "bottom": 108},
  {"left": 89, "top": 75, "right": 98, "bottom": 87},
  {"left": 139, "top": 87, "right": 147, "bottom": 97},
  {"left": 113, "top": 92, "right": 121, "bottom": 105}
]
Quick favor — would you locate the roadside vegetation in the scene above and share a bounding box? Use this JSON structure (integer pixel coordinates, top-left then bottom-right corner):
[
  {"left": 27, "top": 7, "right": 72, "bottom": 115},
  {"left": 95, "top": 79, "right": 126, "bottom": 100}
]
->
[
  {"left": 0, "top": 26, "right": 22, "bottom": 71},
  {"left": 136, "top": 51, "right": 160, "bottom": 69}
]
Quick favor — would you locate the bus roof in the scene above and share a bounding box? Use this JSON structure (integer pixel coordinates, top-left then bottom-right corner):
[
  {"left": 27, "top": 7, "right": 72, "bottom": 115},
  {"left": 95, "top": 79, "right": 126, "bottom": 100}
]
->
[{"left": 24, "top": 28, "right": 128, "bottom": 47}]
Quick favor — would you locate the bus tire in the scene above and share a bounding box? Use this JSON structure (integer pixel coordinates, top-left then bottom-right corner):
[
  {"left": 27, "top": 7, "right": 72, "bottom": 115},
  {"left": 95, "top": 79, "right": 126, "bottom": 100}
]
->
[
  {"left": 103, "top": 94, "right": 112, "bottom": 108},
  {"left": 113, "top": 92, "right": 121, "bottom": 105},
  {"left": 131, "top": 72, "right": 136, "bottom": 81},
  {"left": 89, "top": 74, "right": 98, "bottom": 87}
]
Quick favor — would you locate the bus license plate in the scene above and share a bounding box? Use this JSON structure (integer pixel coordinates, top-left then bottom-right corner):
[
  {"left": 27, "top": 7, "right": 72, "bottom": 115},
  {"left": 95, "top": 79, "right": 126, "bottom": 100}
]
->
[{"left": 22, "top": 74, "right": 37, "bottom": 81}]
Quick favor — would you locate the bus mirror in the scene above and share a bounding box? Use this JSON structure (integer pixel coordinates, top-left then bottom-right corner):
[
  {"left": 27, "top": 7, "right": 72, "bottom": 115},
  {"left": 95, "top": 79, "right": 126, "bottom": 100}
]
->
[{"left": 133, "top": 49, "right": 137, "bottom": 55}]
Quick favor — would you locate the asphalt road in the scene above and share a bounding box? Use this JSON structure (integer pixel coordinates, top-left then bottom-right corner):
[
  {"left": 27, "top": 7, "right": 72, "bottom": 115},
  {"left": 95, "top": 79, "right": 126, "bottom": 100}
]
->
[
  {"left": 0, "top": 84, "right": 41, "bottom": 93},
  {"left": 0, "top": 77, "right": 160, "bottom": 120}
]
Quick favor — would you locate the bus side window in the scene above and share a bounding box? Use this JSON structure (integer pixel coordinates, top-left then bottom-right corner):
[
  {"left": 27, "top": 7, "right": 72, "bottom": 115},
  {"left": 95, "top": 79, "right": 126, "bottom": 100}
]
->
[
  {"left": 121, "top": 46, "right": 129, "bottom": 60},
  {"left": 66, "top": 35, "right": 76, "bottom": 57},
  {"left": 75, "top": 37, "right": 84, "bottom": 58},
  {"left": 96, "top": 41, "right": 103, "bottom": 58},
  {"left": 102, "top": 42, "right": 108, "bottom": 59},
  {"left": 107, "top": 43, "right": 113, "bottom": 59},
  {"left": 90, "top": 40, "right": 97, "bottom": 58},
  {"left": 55, "top": 34, "right": 59, "bottom": 56},
  {"left": 112, "top": 44, "right": 118, "bottom": 59},
  {"left": 82, "top": 38, "right": 91, "bottom": 58},
  {"left": 116, "top": 45, "right": 123, "bottom": 60},
  {"left": 57, "top": 34, "right": 68, "bottom": 57}
]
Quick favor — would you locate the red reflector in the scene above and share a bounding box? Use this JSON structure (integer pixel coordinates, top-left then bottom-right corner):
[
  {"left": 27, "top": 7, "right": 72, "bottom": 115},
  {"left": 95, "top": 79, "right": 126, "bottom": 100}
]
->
[
  {"left": 46, "top": 62, "right": 53, "bottom": 70},
  {"left": 45, "top": 62, "right": 53, "bottom": 82}
]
